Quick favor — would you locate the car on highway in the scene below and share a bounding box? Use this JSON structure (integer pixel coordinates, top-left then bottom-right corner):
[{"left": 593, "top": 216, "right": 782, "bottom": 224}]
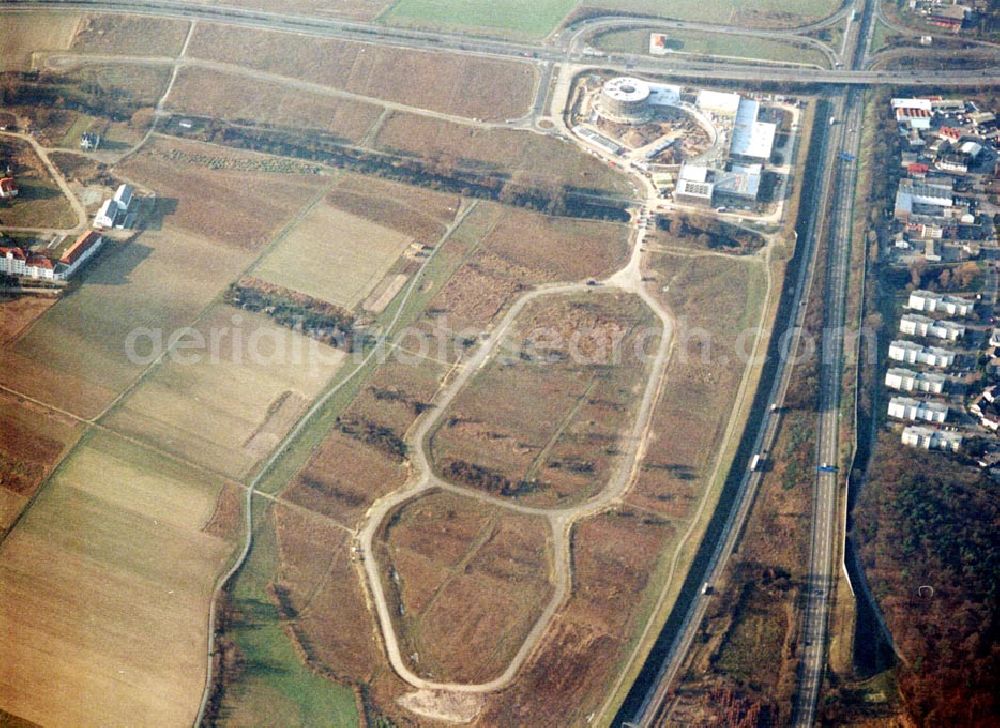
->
[{"left": 818, "top": 463, "right": 838, "bottom": 473}]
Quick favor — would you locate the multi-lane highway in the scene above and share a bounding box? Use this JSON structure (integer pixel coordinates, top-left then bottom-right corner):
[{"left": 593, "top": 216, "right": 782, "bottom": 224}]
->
[
  {"left": 625, "top": 1, "right": 879, "bottom": 724},
  {"left": 792, "top": 90, "right": 864, "bottom": 727},
  {"left": 3, "top": 0, "right": 996, "bottom": 86},
  {"left": 624, "top": 90, "right": 842, "bottom": 727}
]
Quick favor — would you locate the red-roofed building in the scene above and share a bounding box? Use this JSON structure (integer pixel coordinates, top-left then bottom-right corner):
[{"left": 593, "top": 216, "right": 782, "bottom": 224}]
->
[
  {"left": 0, "top": 245, "right": 55, "bottom": 280},
  {"left": 0, "top": 177, "right": 18, "bottom": 199},
  {"left": 57, "top": 231, "right": 104, "bottom": 278},
  {"left": 938, "top": 127, "right": 962, "bottom": 141},
  {"left": 896, "top": 107, "right": 933, "bottom": 130},
  {"left": 908, "top": 162, "right": 930, "bottom": 175}
]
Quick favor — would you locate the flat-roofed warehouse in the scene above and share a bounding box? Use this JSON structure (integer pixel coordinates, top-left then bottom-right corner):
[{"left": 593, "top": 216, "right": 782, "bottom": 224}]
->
[{"left": 730, "top": 98, "right": 776, "bottom": 161}]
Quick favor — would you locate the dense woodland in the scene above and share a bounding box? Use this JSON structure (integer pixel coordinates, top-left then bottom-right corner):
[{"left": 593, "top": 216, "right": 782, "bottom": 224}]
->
[
  {"left": 854, "top": 438, "right": 999, "bottom": 725},
  {"left": 224, "top": 277, "right": 355, "bottom": 348}
]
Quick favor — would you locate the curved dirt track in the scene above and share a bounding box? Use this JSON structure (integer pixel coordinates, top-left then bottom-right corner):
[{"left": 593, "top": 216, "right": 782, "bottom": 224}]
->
[{"left": 357, "top": 207, "right": 676, "bottom": 694}]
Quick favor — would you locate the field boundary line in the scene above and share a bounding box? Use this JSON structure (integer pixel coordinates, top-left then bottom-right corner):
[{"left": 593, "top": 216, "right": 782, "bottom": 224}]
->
[{"left": 194, "top": 198, "right": 479, "bottom": 726}]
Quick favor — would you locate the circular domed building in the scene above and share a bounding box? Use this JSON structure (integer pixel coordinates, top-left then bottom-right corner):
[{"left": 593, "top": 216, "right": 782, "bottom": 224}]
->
[{"left": 597, "top": 77, "right": 651, "bottom": 124}]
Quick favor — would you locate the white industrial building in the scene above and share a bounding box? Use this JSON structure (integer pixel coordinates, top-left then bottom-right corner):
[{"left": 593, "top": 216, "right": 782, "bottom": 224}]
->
[
  {"left": 730, "top": 97, "right": 777, "bottom": 161},
  {"left": 907, "top": 290, "right": 975, "bottom": 316},
  {"left": 888, "top": 396, "right": 949, "bottom": 423},
  {"left": 888, "top": 340, "right": 956, "bottom": 368},
  {"left": 674, "top": 178, "right": 714, "bottom": 207},
  {"left": 696, "top": 89, "right": 741, "bottom": 116},
  {"left": 894, "top": 180, "right": 953, "bottom": 219},
  {"left": 899, "top": 313, "right": 966, "bottom": 340},
  {"left": 714, "top": 162, "right": 763, "bottom": 201},
  {"left": 93, "top": 183, "right": 135, "bottom": 230},
  {"left": 885, "top": 367, "right": 947, "bottom": 394},
  {"left": 901, "top": 426, "right": 962, "bottom": 452}
]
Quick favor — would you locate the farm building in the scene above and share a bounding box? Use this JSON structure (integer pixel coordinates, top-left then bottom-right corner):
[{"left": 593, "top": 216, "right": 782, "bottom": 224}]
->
[
  {"left": 901, "top": 426, "right": 962, "bottom": 451},
  {"left": 57, "top": 231, "right": 104, "bottom": 278},
  {"left": 94, "top": 183, "right": 135, "bottom": 229},
  {"left": 888, "top": 396, "right": 948, "bottom": 423}
]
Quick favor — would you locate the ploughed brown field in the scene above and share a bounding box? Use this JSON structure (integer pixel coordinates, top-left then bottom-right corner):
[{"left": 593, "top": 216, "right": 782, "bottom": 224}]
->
[
  {"left": 375, "top": 490, "right": 554, "bottom": 683},
  {"left": 431, "top": 291, "right": 658, "bottom": 508}
]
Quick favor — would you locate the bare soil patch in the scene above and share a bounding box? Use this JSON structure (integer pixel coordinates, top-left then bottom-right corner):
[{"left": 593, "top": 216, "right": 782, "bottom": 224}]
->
[
  {"left": 186, "top": 24, "right": 535, "bottom": 120},
  {"left": 431, "top": 291, "right": 657, "bottom": 508},
  {"left": 166, "top": 67, "right": 383, "bottom": 143},
  {"left": 375, "top": 490, "right": 554, "bottom": 683}
]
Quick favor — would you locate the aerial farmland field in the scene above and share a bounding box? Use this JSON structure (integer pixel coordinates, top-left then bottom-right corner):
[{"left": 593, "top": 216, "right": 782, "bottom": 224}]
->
[
  {"left": 251, "top": 204, "right": 413, "bottom": 310},
  {"left": 0, "top": 11, "right": 79, "bottom": 70},
  {"left": 0, "top": 430, "right": 241, "bottom": 727},
  {"left": 0, "top": 229, "right": 255, "bottom": 418},
  {"left": 0, "top": 2, "right": 852, "bottom": 725},
  {"left": 0, "top": 391, "right": 82, "bottom": 530},
  {"left": 431, "top": 290, "right": 658, "bottom": 508},
  {"left": 69, "top": 13, "right": 191, "bottom": 57},
  {"left": 102, "top": 306, "right": 345, "bottom": 480},
  {"left": 185, "top": 23, "right": 537, "bottom": 120},
  {"left": 165, "top": 67, "right": 384, "bottom": 143},
  {"left": 375, "top": 490, "right": 555, "bottom": 683},
  {"left": 119, "top": 138, "right": 330, "bottom": 251}
]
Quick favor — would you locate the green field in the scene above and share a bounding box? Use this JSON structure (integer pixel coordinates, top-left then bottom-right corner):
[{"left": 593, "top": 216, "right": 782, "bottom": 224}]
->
[
  {"left": 596, "top": 28, "right": 829, "bottom": 67},
  {"left": 217, "top": 499, "right": 359, "bottom": 727},
  {"left": 381, "top": 0, "right": 841, "bottom": 39},
  {"left": 381, "top": 0, "right": 576, "bottom": 38}
]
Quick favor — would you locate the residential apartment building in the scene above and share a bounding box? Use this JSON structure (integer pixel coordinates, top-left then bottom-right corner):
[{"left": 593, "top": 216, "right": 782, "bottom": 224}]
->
[
  {"left": 907, "top": 290, "right": 975, "bottom": 316},
  {"left": 899, "top": 313, "right": 966, "bottom": 341},
  {"left": 888, "top": 340, "right": 957, "bottom": 368},
  {"left": 901, "top": 426, "right": 962, "bottom": 452},
  {"left": 885, "top": 367, "right": 947, "bottom": 394},
  {"left": 888, "top": 396, "right": 949, "bottom": 423}
]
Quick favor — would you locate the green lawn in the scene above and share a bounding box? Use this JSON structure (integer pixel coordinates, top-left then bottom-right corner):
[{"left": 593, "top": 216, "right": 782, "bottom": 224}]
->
[
  {"left": 381, "top": 0, "right": 576, "bottom": 39},
  {"left": 380, "top": 0, "right": 841, "bottom": 39},
  {"left": 596, "top": 28, "right": 829, "bottom": 67},
  {"left": 222, "top": 499, "right": 359, "bottom": 727}
]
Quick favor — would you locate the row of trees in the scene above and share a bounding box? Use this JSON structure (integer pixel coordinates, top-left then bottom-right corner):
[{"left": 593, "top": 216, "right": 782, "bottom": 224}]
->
[{"left": 168, "top": 115, "right": 630, "bottom": 221}]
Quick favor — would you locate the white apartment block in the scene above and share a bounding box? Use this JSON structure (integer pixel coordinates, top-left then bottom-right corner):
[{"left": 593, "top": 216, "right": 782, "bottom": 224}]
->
[
  {"left": 907, "top": 290, "right": 975, "bottom": 317},
  {"left": 888, "top": 396, "right": 949, "bottom": 423},
  {"left": 888, "top": 340, "right": 956, "bottom": 368},
  {"left": 901, "top": 426, "right": 962, "bottom": 452},
  {"left": 885, "top": 367, "right": 947, "bottom": 394},
  {"left": 899, "top": 313, "right": 965, "bottom": 341}
]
